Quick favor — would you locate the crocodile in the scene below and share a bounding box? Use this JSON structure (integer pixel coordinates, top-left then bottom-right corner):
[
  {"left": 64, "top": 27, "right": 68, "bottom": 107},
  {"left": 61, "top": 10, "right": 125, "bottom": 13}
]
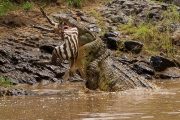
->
[
  {"left": 34, "top": 10, "right": 157, "bottom": 91},
  {"left": 78, "top": 35, "right": 156, "bottom": 91}
]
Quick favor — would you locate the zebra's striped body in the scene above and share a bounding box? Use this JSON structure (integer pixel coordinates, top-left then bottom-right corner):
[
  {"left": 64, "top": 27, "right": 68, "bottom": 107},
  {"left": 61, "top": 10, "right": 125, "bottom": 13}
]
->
[{"left": 51, "top": 27, "right": 79, "bottom": 80}]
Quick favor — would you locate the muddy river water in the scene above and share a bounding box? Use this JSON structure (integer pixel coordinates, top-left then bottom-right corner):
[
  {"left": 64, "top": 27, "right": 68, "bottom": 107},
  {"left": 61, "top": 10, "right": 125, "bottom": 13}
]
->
[{"left": 0, "top": 80, "right": 180, "bottom": 120}]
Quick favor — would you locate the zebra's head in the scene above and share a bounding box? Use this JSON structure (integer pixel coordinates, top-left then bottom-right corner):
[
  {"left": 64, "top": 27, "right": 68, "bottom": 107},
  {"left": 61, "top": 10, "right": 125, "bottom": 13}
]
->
[{"left": 54, "top": 18, "right": 75, "bottom": 40}]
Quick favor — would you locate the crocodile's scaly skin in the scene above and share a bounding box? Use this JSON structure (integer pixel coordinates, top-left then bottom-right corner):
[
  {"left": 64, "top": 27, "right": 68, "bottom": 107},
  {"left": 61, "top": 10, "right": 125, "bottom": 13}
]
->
[{"left": 81, "top": 38, "right": 156, "bottom": 91}]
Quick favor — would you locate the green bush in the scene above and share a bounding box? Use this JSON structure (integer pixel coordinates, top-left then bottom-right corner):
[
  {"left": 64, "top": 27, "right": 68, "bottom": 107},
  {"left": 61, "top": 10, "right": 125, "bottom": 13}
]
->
[
  {"left": 0, "top": 0, "right": 15, "bottom": 16},
  {"left": 66, "top": 0, "right": 83, "bottom": 8},
  {"left": 22, "top": 1, "right": 33, "bottom": 11},
  {"left": 0, "top": 76, "right": 12, "bottom": 87}
]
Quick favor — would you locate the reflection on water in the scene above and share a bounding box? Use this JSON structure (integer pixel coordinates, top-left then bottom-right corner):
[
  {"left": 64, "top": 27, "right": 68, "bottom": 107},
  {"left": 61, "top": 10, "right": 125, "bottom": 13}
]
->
[{"left": 0, "top": 80, "right": 180, "bottom": 120}]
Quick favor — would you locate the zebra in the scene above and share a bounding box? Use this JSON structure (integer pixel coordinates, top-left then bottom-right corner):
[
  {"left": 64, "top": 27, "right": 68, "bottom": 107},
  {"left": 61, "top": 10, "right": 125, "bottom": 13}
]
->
[
  {"left": 33, "top": 8, "right": 96, "bottom": 80},
  {"left": 51, "top": 25, "right": 80, "bottom": 80}
]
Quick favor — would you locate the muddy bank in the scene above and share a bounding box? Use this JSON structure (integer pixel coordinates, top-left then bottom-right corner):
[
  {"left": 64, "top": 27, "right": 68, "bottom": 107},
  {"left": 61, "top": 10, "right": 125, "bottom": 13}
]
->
[{"left": 0, "top": 0, "right": 180, "bottom": 96}]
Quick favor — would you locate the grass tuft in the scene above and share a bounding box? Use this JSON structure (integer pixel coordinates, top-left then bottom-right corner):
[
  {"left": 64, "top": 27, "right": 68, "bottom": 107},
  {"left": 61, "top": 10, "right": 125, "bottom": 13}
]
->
[
  {"left": 119, "top": 22, "right": 174, "bottom": 56},
  {"left": 22, "top": 1, "right": 33, "bottom": 11},
  {"left": 66, "top": 0, "right": 83, "bottom": 8},
  {"left": 0, "top": 0, "right": 15, "bottom": 16},
  {"left": 0, "top": 76, "right": 13, "bottom": 87}
]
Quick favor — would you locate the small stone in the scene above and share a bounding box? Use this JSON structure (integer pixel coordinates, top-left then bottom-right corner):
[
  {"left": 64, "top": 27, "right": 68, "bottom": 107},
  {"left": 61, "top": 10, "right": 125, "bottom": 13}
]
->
[
  {"left": 106, "top": 37, "right": 119, "bottom": 50},
  {"left": 150, "top": 56, "right": 179, "bottom": 71},
  {"left": 155, "top": 67, "right": 180, "bottom": 79},
  {"left": 30, "top": 35, "right": 40, "bottom": 41},
  {"left": 172, "top": 29, "right": 180, "bottom": 46},
  {"left": 76, "top": 10, "right": 84, "bottom": 16},
  {"left": 124, "top": 40, "right": 143, "bottom": 54},
  {"left": 110, "top": 15, "right": 128, "bottom": 24},
  {"left": 174, "top": 0, "right": 180, "bottom": 6},
  {"left": 123, "top": 1, "right": 135, "bottom": 9},
  {"left": 132, "top": 62, "right": 155, "bottom": 75},
  {"left": 104, "top": 31, "right": 119, "bottom": 38},
  {"left": 161, "top": 3, "right": 168, "bottom": 10},
  {"left": 147, "top": 9, "right": 162, "bottom": 20}
]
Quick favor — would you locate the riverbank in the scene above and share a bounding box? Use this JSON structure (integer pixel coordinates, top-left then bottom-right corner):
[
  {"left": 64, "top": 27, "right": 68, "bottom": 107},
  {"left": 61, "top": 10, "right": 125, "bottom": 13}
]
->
[{"left": 0, "top": 0, "right": 180, "bottom": 96}]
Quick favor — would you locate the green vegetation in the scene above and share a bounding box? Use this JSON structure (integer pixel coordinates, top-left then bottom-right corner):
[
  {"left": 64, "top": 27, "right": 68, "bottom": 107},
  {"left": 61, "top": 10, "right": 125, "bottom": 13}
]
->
[
  {"left": 66, "top": 0, "right": 83, "bottom": 8},
  {"left": 163, "top": 5, "right": 180, "bottom": 23},
  {"left": 22, "top": 1, "right": 33, "bottom": 11},
  {"left": 119, "top": 5, "right": 180, "bottom": 56},
  {"left": 0, "top": 0, "right": 16, "bottom": 16},
  {"left": 0, "top": 76, "right": 13, "bottom": 87},
  {"left": 0, "top": 0, "right": 100, "bottom": 16},
  {"left": 0, "top": 0, "right": 34, "bottom": 16},
  {"left": 66, "top": 0, "right": 109, "bottom": 8},
  {"left": 120, "top": 23, "right": 173, "bottom": 55}
]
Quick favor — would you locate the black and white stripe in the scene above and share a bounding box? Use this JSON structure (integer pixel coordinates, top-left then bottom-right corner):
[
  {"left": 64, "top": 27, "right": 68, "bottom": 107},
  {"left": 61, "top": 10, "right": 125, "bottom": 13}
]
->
[{"left": 51, "top": 27, "right": 79, "bottom": 68}]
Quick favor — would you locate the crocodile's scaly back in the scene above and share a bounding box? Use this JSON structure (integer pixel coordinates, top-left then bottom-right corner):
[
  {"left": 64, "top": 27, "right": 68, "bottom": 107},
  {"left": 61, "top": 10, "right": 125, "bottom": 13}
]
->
[{"left": 77, "top": 37, "right": 157, "bottom": 91}]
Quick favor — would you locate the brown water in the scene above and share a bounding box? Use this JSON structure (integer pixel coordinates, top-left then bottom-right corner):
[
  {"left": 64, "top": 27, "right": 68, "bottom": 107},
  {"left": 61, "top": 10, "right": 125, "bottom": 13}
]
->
[{"left": 0, "top": 80, "right": 180, "bottom": 120}]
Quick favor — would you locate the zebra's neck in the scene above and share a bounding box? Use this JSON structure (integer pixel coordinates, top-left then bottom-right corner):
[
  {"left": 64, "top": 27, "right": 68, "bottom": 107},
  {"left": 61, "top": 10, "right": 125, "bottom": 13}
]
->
[{"left": 64, "top": 27, "right": 78, "bottom": 35}]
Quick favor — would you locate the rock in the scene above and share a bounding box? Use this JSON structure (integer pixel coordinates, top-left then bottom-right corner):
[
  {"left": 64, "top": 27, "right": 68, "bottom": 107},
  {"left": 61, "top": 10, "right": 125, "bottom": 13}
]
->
[
  {"left": 172, "top": 29, "right": 180, "bottom": 46},
  {"left": 45, "top": 65, "right": 66, "bottom": 78},
  {"left": 143, "top": 74, "right": 153, "bottom": 80},
  {"left": 0, "top": 88, "right": 34, "bottom": 96},
  {"left": 7, "top": 71, "right": 38, "bottom": 85},
  {"left": 124, "top": 40, "right": 143, "bottom": 54},
  {"left": 0, "top": 58, "right": 9, "bottom": 65},
  {"left": 118, "top": 55, "right": 138, "bottom": 64},
  {"left": 150, "top": 5, "right": 162, "bottom": 10},
  {"left": 0, "top": 64, "right": 15, "bottom": 73},
  {"left": 69, "top": 74, "right": 85, "bottom": 82},
  {"left": 132, "top": 62, "right": 155, "bottom": 75},
  {"left": 110, "top": 14, "right": 128, "bottom": 24},
  {"left": 105, "top": 37, "right": 119, "bottom": 50},
  {"left": 89, "top": 26, "right": 101, "bottom": 33},
  {"left": 30, "top": 35, "right": 40, "bottom": 41},
  {"left": 150, "top": 56, "right": 179, "bottom": 71},
  {"left": 103, "top": 31, "right": 119, "bottom": 50},
  {"left": 101, "top": 0, "right": 172, "bottom": 26},
  {"left": 108, "top": 26, "right": 118, "bottom": 31},
  {"left": 0, "top": 49, "right": 8, "bottom": 56},
  {"left": 123, "top": 1, "right": 135, "bottom": 9},
  {"left": 174, "top": 0, "right": 180, "bottom": 6},
  {"left": 35, "top": 69, "right": 55, "bottom": 80},
  {"left": 155, "top": 67, "right": 180, "bottom": 79},
  {"left": 161, "top": 3, "right": 168, "bottom": 10},
  {"left": 75, "top": 10, "right": 84, "bottom": 16},
  {"left": 104, "top": 31, "right": 119, "bottom": 38},
  {"left": 147, "top": 9, "right": 162, "bottom": 20},
  {"left": 39, "top": 44, "right": 55, "bottom": 54}
]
